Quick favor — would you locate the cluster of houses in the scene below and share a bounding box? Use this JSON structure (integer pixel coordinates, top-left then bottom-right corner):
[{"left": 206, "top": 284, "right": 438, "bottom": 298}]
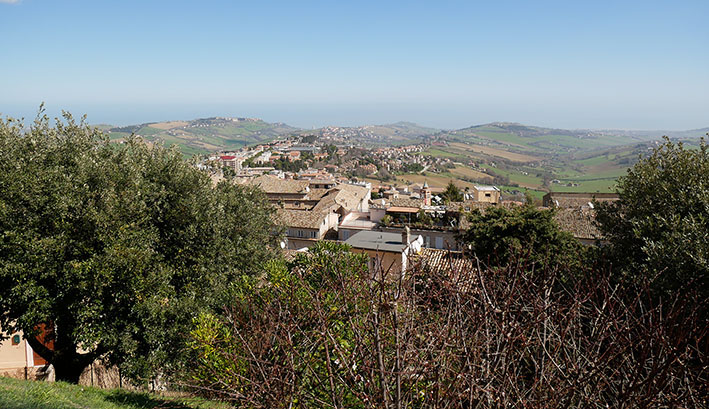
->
[{"left": 247, "top": 173, "right": 615, "bottom": 275}]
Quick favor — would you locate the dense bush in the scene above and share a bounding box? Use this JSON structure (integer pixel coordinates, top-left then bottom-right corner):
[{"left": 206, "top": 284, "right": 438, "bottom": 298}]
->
[
  {"left": 596, "top": 137, "right": 708, "bottom": 298},
  {"left": 459, "top": 203, "right": 587, "bottom": 271}
]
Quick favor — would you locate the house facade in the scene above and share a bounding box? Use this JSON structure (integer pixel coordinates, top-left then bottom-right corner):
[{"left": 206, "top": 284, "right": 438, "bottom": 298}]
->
[
  {"left": 0, "top": 325, "right": 52, "bottom": 380},
  {"left": 471, "top": 185, "right": 501, "bottom": 204},
  {"left": 344, "top": 229, "right": 423, "bottom": 276}
]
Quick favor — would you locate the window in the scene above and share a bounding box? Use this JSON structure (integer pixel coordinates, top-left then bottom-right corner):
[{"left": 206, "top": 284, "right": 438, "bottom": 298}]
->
[
  {"left": 435, "top": 237, "right": 444, "bottom": 249},
  {"left": 485, "top": 193, "right": 491, "bottom": 197}
]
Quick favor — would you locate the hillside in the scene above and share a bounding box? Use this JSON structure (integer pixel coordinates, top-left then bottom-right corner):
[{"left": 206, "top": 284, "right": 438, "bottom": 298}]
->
[
  {"left": 0, "top": 377, "right": 227, "bottom": 409},
  {"left": 404, "top": 123, "right": 707, "bottom": 198},
  {"left": 107, "top": 117, "right": 298, "bottom": 156},
  {"left": 105, "top": 118, "right": 441, "bottom": 155},
  {"left": 439, "top": 122, "right": 661, "bottom": 157}
]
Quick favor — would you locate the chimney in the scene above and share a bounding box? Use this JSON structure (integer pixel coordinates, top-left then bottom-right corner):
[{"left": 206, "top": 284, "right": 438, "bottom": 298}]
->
[{"left": 402, "top": 226, "right": 411, "bottom": 245}]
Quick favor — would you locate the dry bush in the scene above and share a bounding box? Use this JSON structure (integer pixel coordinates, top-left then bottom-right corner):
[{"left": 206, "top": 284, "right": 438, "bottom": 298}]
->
[{"left": 185, "top": 246, "right": 707, "bottom": 408}]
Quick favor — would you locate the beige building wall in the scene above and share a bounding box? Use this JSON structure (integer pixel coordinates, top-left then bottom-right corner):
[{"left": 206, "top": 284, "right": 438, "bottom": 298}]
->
[
  {"left": 0, "top": 330, "right": 30, "bottom": 371},
  {"left": 472, "top": 187, "right": 500, "bottom": 204},
  {"left": 286, "top": 237, "right": 319, "bottom": 250},
  {"left": 349, "top": 248, "right": 403, "bottom": 276},
  {"left": 381, "top": 227, "right": 459, "bottom": 251}
]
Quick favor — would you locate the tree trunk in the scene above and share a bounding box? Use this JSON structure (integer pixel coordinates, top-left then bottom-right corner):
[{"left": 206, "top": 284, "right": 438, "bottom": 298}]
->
[
  {"left": 53, "top": 357, "right": 86, "bottom": 384},
  {"left": 25, "top": 324, "right": 95, "bottom": 384}
]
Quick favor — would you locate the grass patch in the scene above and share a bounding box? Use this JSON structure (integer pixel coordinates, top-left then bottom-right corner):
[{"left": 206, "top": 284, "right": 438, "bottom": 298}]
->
[
  {"left": 0, "top": 377, "right": 227, "bottom": 409},
  {"left": 448, "top": 165, "right": 493, "bottom": 181},
  {"left": 416, "top": 148, "right": 461, "bottom": 159}
]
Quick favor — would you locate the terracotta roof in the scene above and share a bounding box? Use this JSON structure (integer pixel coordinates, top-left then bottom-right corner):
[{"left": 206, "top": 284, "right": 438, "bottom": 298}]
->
[
  {"left": 312, "top": 183, "right": 369, "bottom": 213},
  {"left": 335, "top": 184, "right": 368, "bottom": 209},
  {"left": 413, "top": 248, "right": 476, "bottom": 274},
  {"left": 312, "top": 191, "right": 339, "bottom": 212},
  {"left": 306, "top": 188, "right": 330, "bottom": 202},
  {"left": 309, "top": 179, "right": 336, "bottom": 185},
  {"left": 277, "top": 208, "right": 329, "bottom": 229},
  {"left": 252, "top": 175, "right": 309, "bottom": 194},
  {"left": 553, "top": 208, "right": 601, "bottom": 240},
  {"left": 544, "top": 192, "right": 619, "bottom": 208},
  {"left": 410, "top": 248, "right": 478, "bottom": 293},
  {"left": 390, "top": 197, "right": 424, "bottom": 208}
]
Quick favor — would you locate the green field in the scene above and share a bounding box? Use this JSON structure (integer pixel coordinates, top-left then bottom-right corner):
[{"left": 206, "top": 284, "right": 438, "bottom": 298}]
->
[
  {"left": 102, "top": 118, "right": 300, "bottom": 157},
  {"left": 406, "top": 135, "right": 646, "bottom": 197},
  {"left": 0, "top": 377, "right": 226, "bottom": 409}
]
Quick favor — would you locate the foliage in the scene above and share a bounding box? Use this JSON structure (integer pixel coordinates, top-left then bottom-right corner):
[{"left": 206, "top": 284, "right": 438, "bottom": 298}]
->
[
  {"left": 459, "top": 204, "right": 586, "bottom": 271},
  {"left": 185, "top": 244, "right": 707, "bottom": 407},
  {"left": 596, "top": 137, "right": 709, "bottom": 298},
  {"left": 416, "top": 209, "right": 433, "bottom": 226},
  {"left": 186, "top": 241, "right": 373, "bottom": 407},
  {"left": 441, "top": 181, "right": 463, "bottom": 203},
  {"left": 0, "top": 111, "right": 281, "bottom": 383},
  {"left": 401, "top": 162, "right": 424, "bottom": 173},
  {"left": 270, "top": 156, "right": 309, "bottom": 172},
  {"left": 379, "top": 215, "right": 393, "bottom": 227}
]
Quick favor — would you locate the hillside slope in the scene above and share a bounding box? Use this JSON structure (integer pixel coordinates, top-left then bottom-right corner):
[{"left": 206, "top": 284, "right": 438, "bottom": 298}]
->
[
  {"left": 301, "top": 121, "right": 440, "bottom": 145},
  {"left": 439, "top": 122, "right": 663, "bottom": 157},
  {"left": 105, "top": 118, "right": 441, "bottom": 155},
  {"left": 107, "top": 117, "right": 298, "bottom": 156}
]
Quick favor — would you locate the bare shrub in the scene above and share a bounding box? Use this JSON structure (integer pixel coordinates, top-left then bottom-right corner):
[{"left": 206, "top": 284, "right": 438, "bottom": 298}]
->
[{"left": 185, "top": 245, "right": 707, "bottom": 408}]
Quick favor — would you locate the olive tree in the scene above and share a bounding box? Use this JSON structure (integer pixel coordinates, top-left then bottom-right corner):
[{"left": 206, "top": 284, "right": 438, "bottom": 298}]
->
[{"left": 0, "top": 111, "right": 281, "bottom": 383}]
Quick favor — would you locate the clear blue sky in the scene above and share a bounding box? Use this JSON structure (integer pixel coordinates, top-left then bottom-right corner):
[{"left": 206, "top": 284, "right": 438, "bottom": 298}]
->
[{"left": 1, "top": 0, "right": 707, "bottom": 129}]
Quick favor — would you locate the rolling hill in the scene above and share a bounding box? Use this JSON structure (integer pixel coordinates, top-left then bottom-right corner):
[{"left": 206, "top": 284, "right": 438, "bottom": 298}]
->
[
  {"left": 303, "top": 121, "right": 440, "bottom": 145},
  {"left": 107, "top": 117, "right": 299, "bottom": 156},
  {"left": 99, "top": 116, "right": 705, "bottom": 198},
  {"left": 410, "top": 123, "right": 706, "bottom": 198},
  {"left": 439, "top": 122, "right": 661, "bottom": 157},
  {"left": 105, "top": 118, "right": 441, "bottom": 155}
]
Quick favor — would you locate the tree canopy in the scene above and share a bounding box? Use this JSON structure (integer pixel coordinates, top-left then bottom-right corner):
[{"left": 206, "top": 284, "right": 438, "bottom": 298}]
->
[
  {"left": 441, "top": 181, "right": 463, "bottom": 203},
  {"left": 458, "top": 203, "right": 585, "bottom": 271},
  {"left": 0, "top": 111, "right": 281, "bottom": 383},
  {"left": 596, "top": 137, "right": 708, "bottom": 297}
]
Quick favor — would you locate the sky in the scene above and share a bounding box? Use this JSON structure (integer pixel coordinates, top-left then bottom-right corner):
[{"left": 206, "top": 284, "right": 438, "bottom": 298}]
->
[{"left": 1, "top": 0, "right": 707, "bottom": 130}]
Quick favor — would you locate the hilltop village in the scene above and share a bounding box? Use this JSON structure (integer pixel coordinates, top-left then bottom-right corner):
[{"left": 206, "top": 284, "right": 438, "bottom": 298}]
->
[{"left": 199, "top": 134, "right": 615, "bottom": 271}]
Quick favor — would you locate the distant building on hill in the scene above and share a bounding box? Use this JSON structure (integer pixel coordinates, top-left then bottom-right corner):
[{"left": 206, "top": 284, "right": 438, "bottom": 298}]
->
[{"left": 470, "top": 185, "right": 501, "bottom": 204}]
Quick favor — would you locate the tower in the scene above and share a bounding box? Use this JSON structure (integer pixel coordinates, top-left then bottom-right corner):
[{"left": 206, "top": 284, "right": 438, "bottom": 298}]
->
[{"left": 422, "top": 180, "right": 431, "bottom": 206}]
